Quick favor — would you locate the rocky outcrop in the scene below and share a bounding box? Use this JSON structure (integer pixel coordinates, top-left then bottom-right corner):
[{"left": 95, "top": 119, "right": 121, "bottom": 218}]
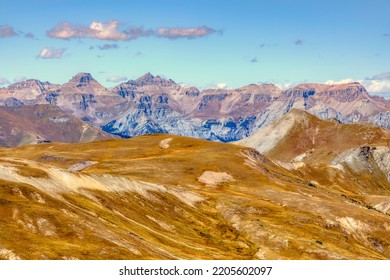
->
[
  {"left": 369, "top": 111, "right": 390, "bottom": 130},
  {"left": 331, "top": 145, "right": 390, "bottom": 182}
]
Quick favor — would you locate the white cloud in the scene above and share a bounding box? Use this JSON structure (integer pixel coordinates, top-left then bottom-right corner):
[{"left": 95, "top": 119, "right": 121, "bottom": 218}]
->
[
  {"left": 47, "top": 21, "right": 220, "bottom": 41},
  {"left": 89, "top": 21, "right": 127, "bottom": 40},
  {"left": 38, "top": 47, "right": 66, "bottom": 59},
  {"left": 363, "top": 80, "right": 390, "bottom": 94},
  {"left": 324, "top": 77, "right": 390, "bottom": 99},
  {"left": 106, "top": 75, "right": 128, "bottom": 83},
  {"left": 47, "top": 21, "right": 128, "bottom": 41},
  {"left": 13, "top": 76, "right": 27, "bottom": 83},
  {"left": 324, "top": 78, "right": 355, "bottom": 85},
  {"left": 217, "top": 83, "right": 227, "bottom": 89},
  {"left": 275, "top": 83, "right": 294, "bottom": 90}
]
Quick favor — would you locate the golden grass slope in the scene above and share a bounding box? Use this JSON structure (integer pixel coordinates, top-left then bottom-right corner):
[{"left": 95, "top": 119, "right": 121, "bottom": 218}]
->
[{"left": 0, "top": 134, "right": 389, "bottom": 259}]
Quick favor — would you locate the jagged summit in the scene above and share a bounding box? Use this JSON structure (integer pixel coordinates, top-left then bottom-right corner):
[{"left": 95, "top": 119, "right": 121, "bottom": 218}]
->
[
  {"left": 136, "top": 72, "right": 155, "bottom": 83},
  {"left": 283, "top": 82, "right": 369, "bottom": 100},
  {"left": 60, "top": 72, "right": 109, "bottom": 94},
  {"left": 283, "top": 83, "right": 328, "bottom": 98},
  {"left": 1, "top": 74, "right": 389, "bottom": 142},
  {"left": 237, "top": 83, "right": 282, "bottom": 96},
  {"left": 7, "top": 79, "right": 51, "bottom": 91},
  {"left": 0, "top": 79, "right": 57, "bottom": 100},
  {"left": 71, "top": 72, "right": 94, "bottom": 87},
  {"left": 131, "top": 72, "right": 176, "bottom": 87}
]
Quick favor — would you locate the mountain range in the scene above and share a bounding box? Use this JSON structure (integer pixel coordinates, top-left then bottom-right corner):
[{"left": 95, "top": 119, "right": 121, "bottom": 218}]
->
[
  {"left": 1, "top": 72, "right": 389, "bottom": 146},
  {"left": 1, "top": 72, "right": 390, "bottom": 259}
]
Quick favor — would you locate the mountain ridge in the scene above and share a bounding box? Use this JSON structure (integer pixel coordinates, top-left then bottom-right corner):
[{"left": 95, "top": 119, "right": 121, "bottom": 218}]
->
[{"left": 1, "top": 72, "right": 389, "bottom": 144}]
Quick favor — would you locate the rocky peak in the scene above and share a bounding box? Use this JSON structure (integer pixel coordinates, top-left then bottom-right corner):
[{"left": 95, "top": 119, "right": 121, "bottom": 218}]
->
[
  {"left": 7, "top": 79, "right": 45, "bottom": 92},
  {"left": 132, "top": 73, "right": 176, "bottom": 87},
  {"left": 60, "top": 72, "right": 109, "bottom": 94},
  {"left": 136, "top": 72, "right": 155, "bottom": 83},
  {"left": 238, "top": 83, "right": 282, "bottom": 96},
  {"left": 283, "top": 84, "right": 323, "bottom": 99},
  {"left": 71, "top": 73, "right": 94, "bottom": 87},
  {"left": 321, "top": 82, "right": 369, "bottom": 102}
]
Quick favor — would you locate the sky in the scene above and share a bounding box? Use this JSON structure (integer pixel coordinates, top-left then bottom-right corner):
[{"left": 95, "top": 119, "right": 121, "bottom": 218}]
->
[{"left": 0, "top": 0, "right": 389, "bottom": 97}]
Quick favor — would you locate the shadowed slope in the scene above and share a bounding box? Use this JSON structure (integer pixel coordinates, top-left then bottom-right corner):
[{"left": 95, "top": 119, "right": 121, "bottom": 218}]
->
[{"left": 0, "top": 105, "right": 116, "bottom": 147}]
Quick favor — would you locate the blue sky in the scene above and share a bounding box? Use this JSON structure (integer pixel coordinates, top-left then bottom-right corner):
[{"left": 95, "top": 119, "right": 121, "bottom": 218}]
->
[{"left": 0, "top": 0, "right": 389, "bottom": 97}]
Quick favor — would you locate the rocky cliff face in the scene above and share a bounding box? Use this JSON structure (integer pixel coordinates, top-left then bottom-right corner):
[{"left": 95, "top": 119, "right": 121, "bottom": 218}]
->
[
  {"left": 369, "top": 111, "right": 390, "bottom": 130},
  {"left": 0, "top": 72, "right": 389, "bottom": 143}
]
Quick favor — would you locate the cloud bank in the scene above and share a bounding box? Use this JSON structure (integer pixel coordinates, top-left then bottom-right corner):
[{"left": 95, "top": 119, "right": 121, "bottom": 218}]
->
[
  {"left": 325, "top": 74, "right": 390, "bottom": 99},
  {"left": 106, "top": 75, "right": 128, "bottom": 83},
  {"left": 13, "top": 77, "right": 27, "bottom": 83},
  {"left": 47, "top": 21, "right": 220, "bottom": 41}
]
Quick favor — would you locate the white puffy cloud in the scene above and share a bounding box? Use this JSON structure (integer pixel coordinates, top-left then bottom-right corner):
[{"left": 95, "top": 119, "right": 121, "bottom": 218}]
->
[
  {"left": 88, "top": 21, "right": 127, "bottom": 40},
  {"left": 274, "top": 83, "right": 294, "bottom": 90},
  {"left": 106, "top": 75, "right": 128, "bottom": 83},
  {"left": 217, "top": 83, "right": 227, "bottom": 89},
  {"left": 13, "top": 76, "right": 27, "bottom": 83},
  {"left": 363, "top": 80, "right": 390, "bottom": 94},
  {"left": 47, "top": 21, "right": 128, "bottom": 41},
  {"left": 324, "top": 77, "right": 390, "bottom": 99},
  {"left": 38, "top": 48, "right": 66, "bottom": 59},
  {"left": 324, "top": 78, "right": 355, "bottom": 85}
]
